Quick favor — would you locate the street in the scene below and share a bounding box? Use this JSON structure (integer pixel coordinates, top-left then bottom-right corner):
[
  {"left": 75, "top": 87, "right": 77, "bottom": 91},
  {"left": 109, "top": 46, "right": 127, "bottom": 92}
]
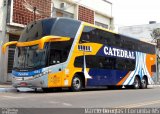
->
[{"left": 0, "top": 87, "right": 160, "bottom": 108}]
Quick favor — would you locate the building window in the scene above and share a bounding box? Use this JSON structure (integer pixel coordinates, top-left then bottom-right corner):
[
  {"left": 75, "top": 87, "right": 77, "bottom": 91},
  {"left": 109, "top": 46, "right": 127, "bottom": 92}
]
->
[
  {"left": 95, "top": 21, "right": 108, "bottom": 29},
  {"left": 52, "top": 8, "right": 74, "bottom": 18}
]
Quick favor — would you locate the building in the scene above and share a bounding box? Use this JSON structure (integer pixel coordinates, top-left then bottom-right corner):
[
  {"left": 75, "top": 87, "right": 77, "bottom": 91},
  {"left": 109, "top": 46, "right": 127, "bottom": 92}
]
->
[
  {"left": 118, "top": 22, "right": 160, "bottom": 43},
  {"left": 0, "top": 0, "right": 114, "bottom": 82},
  {"left": 52, "top": 0, "right": 113, "bottom": 29}
]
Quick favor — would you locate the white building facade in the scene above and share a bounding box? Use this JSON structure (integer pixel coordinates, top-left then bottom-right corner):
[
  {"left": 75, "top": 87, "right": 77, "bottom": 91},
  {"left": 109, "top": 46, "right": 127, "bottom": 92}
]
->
[
  {"left": 52, "top": 0, "right": 114, "bottom": 29},
  {"left": 119, "top": 23, "right": 160, "bottom": 43}
]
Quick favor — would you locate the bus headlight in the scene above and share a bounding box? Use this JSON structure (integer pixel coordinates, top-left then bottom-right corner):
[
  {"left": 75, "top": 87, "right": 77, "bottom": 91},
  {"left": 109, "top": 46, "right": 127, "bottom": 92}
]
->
[
  {"left": 34, "top": 74, "right": 41, "bottom": 78},
  {"left": 34, "top": 71, "right": 49, "bottom": 78},
  {"left": 42, "top": 71, "right": 48, "bottom": 75}
]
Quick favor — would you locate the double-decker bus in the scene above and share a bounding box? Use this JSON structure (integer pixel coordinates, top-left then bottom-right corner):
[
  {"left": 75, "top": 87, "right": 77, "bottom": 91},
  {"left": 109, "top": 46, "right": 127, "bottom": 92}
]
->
[{"left": 3, "top": 17, "right": 156, "bottom": 92}]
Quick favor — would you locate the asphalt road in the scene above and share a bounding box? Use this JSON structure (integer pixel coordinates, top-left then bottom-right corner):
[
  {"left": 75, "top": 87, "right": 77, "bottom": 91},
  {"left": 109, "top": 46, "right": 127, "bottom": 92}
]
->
[{"left": 0, "top": 87, "right": 160, "bottom": 108}]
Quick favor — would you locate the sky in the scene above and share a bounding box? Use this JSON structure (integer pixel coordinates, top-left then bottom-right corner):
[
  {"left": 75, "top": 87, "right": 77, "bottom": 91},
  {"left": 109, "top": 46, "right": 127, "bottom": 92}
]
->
[{"left": 110, "top": 0, "right": 160, "bottom": 27}]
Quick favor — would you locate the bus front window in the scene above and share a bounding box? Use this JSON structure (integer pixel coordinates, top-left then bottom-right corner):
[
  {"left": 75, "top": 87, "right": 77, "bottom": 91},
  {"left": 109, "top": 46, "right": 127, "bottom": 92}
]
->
[
  {"left": 48, "top": 40, "right": 73, "bottom": 66},
  {"left": 13, "top": 45, "right": 47, "bottom": 71}
]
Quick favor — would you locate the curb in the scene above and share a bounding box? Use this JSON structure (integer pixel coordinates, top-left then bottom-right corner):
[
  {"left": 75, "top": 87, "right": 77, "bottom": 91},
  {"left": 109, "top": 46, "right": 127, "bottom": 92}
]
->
[
  {"left": 0, "top": 85, "right": 160, "bottom": 93},
  {"left": 0, "top": 88, "right": 17, "bottom": 92},
  {"left": 0, "top": 87, "right": 35, "bottom": 92},
  {"left": 148, "top": 85, "right": 160, "bottom": 88}
]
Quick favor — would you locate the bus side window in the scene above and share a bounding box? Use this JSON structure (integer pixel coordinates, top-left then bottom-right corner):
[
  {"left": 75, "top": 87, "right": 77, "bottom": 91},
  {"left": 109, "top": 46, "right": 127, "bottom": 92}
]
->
[
  {"left": 151, "top": 65, "right": 156, "bottom": 72},
  {"left": 103, "top": 57, "right": 116, "bottom": 69}
]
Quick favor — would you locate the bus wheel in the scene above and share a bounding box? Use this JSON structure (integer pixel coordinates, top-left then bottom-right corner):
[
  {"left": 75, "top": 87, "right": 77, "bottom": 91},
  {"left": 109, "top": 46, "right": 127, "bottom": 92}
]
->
[
  {"left": 141, "top": 77, "right": 147, "bottom": 89},
  {"left": 71, "top": 75, "right": 82, "bottom": 92},
  {"left": 133, "top": 76, "right": 141, "bottom": 89}
]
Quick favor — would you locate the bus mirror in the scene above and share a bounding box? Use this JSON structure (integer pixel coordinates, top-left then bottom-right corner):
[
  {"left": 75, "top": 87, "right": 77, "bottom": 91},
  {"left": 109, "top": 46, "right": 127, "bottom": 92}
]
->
[
  {"left": 38, "top": 36, "right": 70, "bottom": 49},
  {"left": 2, "top": 41, "right": 17, "bottom": 54}
]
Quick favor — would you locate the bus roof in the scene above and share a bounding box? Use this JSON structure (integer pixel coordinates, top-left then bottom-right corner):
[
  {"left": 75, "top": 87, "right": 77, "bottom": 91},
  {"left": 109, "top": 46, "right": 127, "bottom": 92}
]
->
[
  {"left": 82, "top": 21, "right": 155, "bottom": 46},
  {"left": 29, "top": 17, "right": 156, "bottom": 46}
]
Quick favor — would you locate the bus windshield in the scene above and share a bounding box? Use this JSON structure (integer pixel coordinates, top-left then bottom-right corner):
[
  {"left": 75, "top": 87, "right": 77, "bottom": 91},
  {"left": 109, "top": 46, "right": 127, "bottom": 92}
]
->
[
  {"left": 13, "top": 18, "right": 81, "bottom": 71},
  {"left": 13, "top": 45, "right": 46, "bottom": 71}
]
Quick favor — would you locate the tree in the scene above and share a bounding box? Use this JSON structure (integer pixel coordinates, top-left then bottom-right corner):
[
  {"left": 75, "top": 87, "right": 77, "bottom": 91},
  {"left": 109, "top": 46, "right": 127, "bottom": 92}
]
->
[
  {"left": 151, "top": 28, "right": 160, "bottom": 64},
  {"left": 151, "top": 28, "right": 160, "bottom": 42}
]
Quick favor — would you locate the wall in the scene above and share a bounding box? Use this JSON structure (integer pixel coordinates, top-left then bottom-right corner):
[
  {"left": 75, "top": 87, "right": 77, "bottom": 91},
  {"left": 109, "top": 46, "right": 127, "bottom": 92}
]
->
[
  {"left": 95, "top": 13, "right": 111, "bottom": 28},
  {"left": 69, "top": 0, "right": 112, "bottom": 18},
  {"left": 53, "top": 0, "right": 75, "bottom": 14},
  {"left": 61, "top": 0, "right": 113, "bottom": 29},
  {"left": 0, "top": 0, "right": 3, "bottom": 31},
  {"left": 78, "top": 5, "right": 94, "bottom": 24},
  {"left": 11, "top": 0, "right": 51, "bottom": 25}
]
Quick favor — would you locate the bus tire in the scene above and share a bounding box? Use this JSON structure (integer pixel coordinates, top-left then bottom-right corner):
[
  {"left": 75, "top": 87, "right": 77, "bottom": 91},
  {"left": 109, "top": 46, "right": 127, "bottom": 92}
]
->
[
  {"left": 71, "top": 74, "right": 82, "bottom": 92},
  {"left": 141, "top": 77, "right": 148, "bottom": 89},
  {"left": 133, "top": 76, "right": 141, "bottom": 89}
]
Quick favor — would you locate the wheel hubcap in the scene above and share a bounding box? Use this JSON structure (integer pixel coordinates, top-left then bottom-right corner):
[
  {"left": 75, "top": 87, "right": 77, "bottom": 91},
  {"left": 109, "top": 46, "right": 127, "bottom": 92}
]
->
[
  {"left": 134, "top": 79, "right": 139, "bottom": 88},
  {"left": 142, "top": 79, "right": 146, "bottom": 87},
  {"left": 73, "top": 77, "right": 81, "bottom": 89}
]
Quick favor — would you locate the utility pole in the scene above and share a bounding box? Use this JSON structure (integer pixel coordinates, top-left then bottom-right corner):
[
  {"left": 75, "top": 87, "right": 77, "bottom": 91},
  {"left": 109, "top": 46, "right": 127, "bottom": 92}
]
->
[
  {"left": 0, "top": 0, "right": 8, "bottom": 82},
  {"left": 151, "top": 28, "right": 160, "bottom": 83},
  {"left": 157, "top": 39, "right": 160, "bottom": 83}
]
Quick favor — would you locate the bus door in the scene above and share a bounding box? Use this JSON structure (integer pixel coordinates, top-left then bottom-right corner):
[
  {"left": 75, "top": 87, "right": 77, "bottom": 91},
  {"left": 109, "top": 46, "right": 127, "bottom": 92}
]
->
[{"left": 48, "top": 44, "right": 63, "bottom": 87}]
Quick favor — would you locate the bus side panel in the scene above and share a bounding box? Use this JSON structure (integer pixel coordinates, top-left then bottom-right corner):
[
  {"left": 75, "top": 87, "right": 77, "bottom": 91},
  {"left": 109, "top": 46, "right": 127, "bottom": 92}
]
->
[
  {"left": 48, "top": 71, "right": 63, "bottom": 88},
  {"left": 86, "top": 69, "right": 128, "bottom": 86},
  {"left": 146, "top": 54, "right": 156, "bottom": 78},
  {"left": 65, "top": 43, "right": 103, "bottom": 87},
  {"left": 86, "top": 51, "right": 156, "bottom": 86},
  {"left": 122, "top": 52, "right": 156, "bottom": 85}
]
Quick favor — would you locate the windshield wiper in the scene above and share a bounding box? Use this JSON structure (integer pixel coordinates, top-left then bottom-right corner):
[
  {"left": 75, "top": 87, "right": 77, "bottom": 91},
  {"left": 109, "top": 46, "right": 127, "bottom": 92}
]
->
[
  {"left": 25, "top": 66, "right": 34, "bottom": 69},
  {"left": 13, "top": 67, "right": 20, "bottom": 70}
]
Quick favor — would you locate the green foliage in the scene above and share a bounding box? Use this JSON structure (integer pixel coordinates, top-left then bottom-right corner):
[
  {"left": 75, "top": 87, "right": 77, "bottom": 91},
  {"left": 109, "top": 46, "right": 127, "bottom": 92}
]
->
[{"left": 151, "top": 28, "right": 160, "bottom": 40}]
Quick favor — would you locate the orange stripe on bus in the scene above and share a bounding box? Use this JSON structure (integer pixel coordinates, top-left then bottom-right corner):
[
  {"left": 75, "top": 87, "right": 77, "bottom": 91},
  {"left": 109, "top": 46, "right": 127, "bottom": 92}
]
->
[
  {"left": 117, "top": 72, "right": 131, "bottom": 86},
  {"left": 146, "top": 54, "right": 156, "bottom": 77}
]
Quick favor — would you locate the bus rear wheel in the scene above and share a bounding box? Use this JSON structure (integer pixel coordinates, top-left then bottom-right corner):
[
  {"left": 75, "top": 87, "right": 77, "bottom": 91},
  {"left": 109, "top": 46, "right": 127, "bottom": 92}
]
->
[
  {"left": 71, "top": 75, "right": 82, "bottom": 92},
  {"left": 141, "top": 77, "right": 148, "bottom": 89},
  {"left": 133, "top": 76, "right": 141, "bottom": 89}
]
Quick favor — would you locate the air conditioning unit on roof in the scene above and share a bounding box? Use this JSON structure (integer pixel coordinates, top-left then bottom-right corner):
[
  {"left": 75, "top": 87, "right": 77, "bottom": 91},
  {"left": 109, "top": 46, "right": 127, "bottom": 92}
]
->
[{"left": 60, "top": 2, "right": 66, "bottom": 9}]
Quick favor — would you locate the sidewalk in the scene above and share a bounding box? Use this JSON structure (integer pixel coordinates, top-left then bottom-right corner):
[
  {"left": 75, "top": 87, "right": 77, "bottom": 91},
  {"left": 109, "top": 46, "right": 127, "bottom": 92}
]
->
[{"left": 0, "top": 82, "right": 17, "bottom": 92}]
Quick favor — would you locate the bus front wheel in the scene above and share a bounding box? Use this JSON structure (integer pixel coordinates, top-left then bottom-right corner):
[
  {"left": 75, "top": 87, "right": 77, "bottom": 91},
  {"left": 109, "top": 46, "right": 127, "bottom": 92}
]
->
[{"left": 71, "top": 74, "right": 82, "bottom": 92}]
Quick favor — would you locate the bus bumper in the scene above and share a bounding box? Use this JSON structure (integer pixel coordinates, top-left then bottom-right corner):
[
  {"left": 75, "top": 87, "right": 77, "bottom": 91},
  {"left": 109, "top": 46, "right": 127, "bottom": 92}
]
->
[{"left": 12, "top": 75, "right": 48, "bottom": 88}]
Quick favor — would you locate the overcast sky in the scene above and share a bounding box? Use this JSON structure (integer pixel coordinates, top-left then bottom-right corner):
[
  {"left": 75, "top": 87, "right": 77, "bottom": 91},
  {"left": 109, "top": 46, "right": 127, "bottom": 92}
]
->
[{"left": 111, "top": 0, "right": 160, "bottom": 27}]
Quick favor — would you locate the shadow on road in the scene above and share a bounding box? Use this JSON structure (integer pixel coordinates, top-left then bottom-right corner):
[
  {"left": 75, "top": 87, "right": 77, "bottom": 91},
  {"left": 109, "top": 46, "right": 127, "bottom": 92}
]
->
[{"left": 16, "top": 86, "right": 153, "bottom": 94}]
